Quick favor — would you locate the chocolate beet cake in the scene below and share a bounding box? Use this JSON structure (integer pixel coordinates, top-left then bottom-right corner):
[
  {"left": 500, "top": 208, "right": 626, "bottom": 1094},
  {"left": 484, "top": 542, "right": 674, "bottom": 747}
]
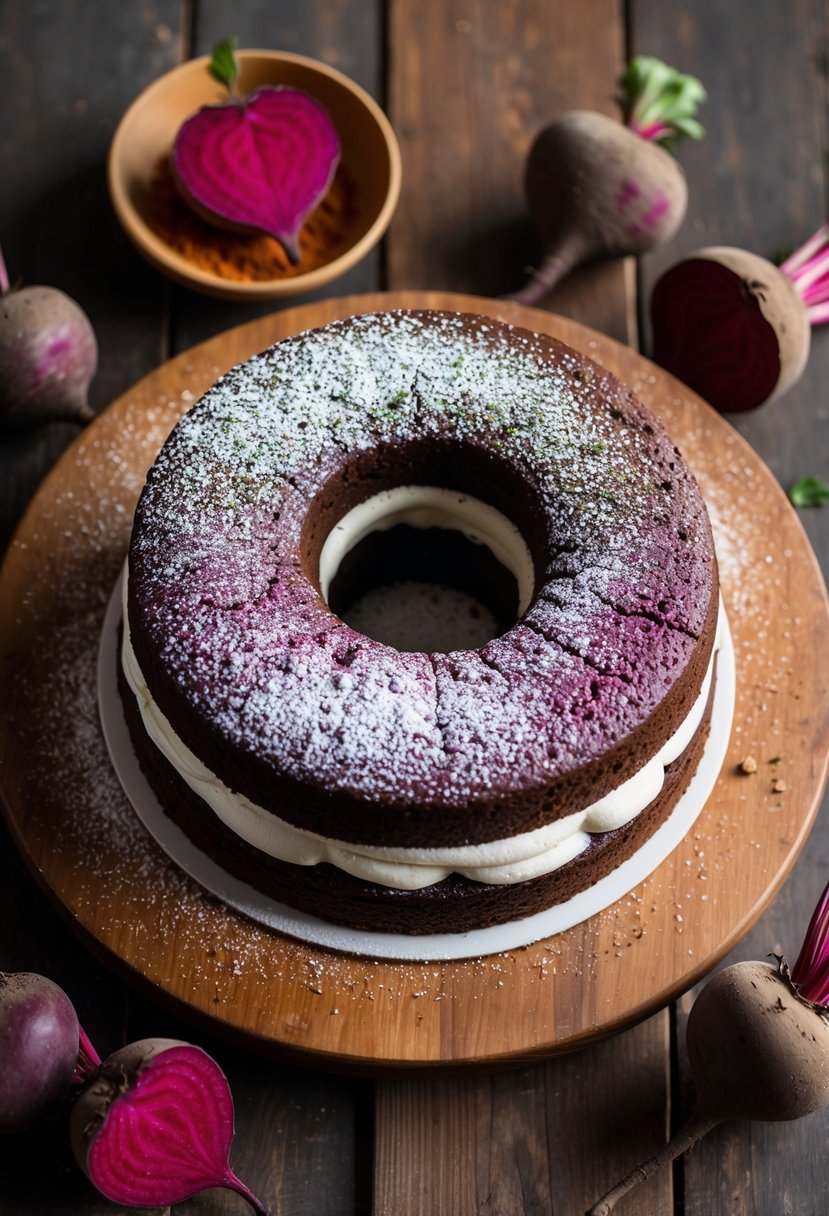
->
[{"left": 122, "top": 310, "right": 719, "bottom": 934}]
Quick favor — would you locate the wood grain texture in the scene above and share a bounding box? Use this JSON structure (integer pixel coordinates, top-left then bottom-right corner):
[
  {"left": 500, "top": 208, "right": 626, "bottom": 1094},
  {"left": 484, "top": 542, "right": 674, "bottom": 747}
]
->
[
  {"left": 375, "top": 1017, "right": 672, "bottom": 1215},
  {"left": 1, "top": 290, "right": 826, "bottom": 1076},
  {"left": 0, "top": 0, "right": 181, "bottom": 553},
  {"left": 632, "top": 4, "right": 829, "bottom": 1212},
  {"left": 386, "top": 0, "right": 635, "bottom": 343},
  {"left": 0, "top": 4, "right": 180, "bottom": 1212}
]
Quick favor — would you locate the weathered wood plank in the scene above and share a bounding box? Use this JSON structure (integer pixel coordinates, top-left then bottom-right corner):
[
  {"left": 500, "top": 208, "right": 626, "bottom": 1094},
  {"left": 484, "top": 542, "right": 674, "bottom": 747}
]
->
[
  {"left": 634, "top": 2, "right": 829, "bottom": 1213},
  {"left": 374, "top": 1017, "right": 672, "bottom": 1215},
  {"left": 0, "top": 4, "right": 181, "bottom": 1212},
  {"left": 386, "top": 0, "right": 634, "bottom": 342},
  {"left": 634, "top": 0, "right": 829, "bottom": 568},
  {"left": 0, "top": 0, "right": 182, "bottom": 555}
]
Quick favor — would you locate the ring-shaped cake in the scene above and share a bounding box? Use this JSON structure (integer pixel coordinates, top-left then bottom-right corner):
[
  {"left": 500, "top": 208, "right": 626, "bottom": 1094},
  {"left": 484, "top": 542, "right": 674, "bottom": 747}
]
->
[{"left": 123, "top": 311, "right": 719, "bottom": 933}]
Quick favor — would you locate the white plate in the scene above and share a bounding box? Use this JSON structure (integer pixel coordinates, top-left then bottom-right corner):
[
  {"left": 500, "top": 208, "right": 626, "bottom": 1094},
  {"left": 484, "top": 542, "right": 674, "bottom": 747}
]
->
[{"left": 98, "top": 574, "right": 735, "bottom": 962}]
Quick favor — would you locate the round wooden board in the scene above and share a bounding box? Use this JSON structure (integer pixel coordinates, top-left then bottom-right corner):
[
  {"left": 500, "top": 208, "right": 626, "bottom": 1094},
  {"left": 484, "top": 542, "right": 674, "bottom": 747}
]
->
[{"left": 1, "top": 292, "right": 828, "bottom": 1073}]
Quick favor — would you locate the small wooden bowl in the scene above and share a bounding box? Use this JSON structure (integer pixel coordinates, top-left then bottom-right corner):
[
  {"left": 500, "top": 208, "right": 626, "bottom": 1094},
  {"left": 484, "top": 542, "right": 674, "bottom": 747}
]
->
[{"left": 108, "top": 51, "right": 402, "bottom": 301}]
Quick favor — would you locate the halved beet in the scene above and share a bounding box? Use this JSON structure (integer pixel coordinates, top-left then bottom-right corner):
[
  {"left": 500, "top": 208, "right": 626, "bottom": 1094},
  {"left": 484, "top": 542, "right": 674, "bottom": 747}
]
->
[
  {"left": 173, "top": 86, "right": 340, "bottom": 264},
  {"left": 651, "top": 247, "right": 810, "bottom": 412},
  {"left": 70, "top": 1039, "right": 268, "bottom": 1212}
]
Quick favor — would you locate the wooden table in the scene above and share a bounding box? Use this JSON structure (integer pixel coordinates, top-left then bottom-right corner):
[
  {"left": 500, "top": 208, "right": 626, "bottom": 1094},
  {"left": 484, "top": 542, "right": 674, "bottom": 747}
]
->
[{"left": 1, "top": 3, "right": 827, "bottom": 1213}]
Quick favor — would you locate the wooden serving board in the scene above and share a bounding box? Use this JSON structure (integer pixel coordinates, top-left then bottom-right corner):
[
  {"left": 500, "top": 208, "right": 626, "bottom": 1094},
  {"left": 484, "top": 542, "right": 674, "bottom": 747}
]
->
[{"left": 1, "top": 291, "right": 827, "bottom": 1072}]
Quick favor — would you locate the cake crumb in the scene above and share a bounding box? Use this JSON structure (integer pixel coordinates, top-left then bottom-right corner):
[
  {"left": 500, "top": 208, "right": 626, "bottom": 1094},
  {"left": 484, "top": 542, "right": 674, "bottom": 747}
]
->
[
  {"left": 771, "top": 778, "right": 787, "bottom": 793},
  {"left": 738, "top": 755, "right": 758, "bottom": 774}
]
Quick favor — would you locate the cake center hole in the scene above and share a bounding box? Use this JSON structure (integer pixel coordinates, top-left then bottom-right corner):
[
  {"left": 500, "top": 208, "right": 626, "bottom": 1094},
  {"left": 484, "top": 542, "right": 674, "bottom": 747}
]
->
[{"left": 319, "top": 487, "right": 535, "bottom": 653}]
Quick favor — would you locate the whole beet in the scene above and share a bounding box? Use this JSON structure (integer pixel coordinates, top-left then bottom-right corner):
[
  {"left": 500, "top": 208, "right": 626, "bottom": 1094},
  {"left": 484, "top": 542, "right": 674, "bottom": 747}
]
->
[
  {"left": 511, "top": 111, "right": 688, "bottom": 304},
  {"left": 0, "top": 284, "right": 97, "bottom": 426},
  {"left": 508, "top": 56, "right": 705, "bottom": 306},
  {"left": 688, "top": 961, "right": 829, "bottom": 1122},
  {"left": 586, "top": 958, "right": 829, "bottom": 1215},
  {"left": 0, "top": 971, "right": 80, "bottom": 1133}
]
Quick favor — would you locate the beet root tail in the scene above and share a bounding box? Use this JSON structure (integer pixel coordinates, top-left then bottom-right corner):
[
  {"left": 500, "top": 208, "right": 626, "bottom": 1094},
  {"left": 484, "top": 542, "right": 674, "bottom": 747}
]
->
[
  {"left": 222, "top": 1167, "right": 271, "bottom": 1216},
  {"left": 505, "top": 230, "right": 589, "bottom": 306},
  {"left": 505, "top": 253, "right": 575, "bottom": 305},
  {"left": 584, "top": 1109, "right": 720, "bottom": 1215}
]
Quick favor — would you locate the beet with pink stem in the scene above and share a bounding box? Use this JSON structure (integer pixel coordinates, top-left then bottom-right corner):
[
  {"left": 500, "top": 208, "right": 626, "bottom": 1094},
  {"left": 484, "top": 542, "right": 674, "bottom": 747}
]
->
[
  {"left": 586, "top": 882, "right": 829, "bottom": 1215},
  {"left": 173, "top": 36, "right": 340, "bottom": 265},
  {"left": 70, "top": 1037, "right": 269, "bottom": 1213},
  {"left": 650, "top": 226, "right": 829, "bottom": 412},
  {"left": 508, "top": 56, "right": 706, "bottom": 306},
  {"left": 0, "top": 244, "right": 97, "bottom": 428}
]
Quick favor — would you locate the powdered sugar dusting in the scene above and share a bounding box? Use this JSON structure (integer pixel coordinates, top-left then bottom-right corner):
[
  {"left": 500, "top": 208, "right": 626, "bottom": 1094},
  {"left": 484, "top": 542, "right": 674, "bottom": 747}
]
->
[{"left": 130, "top": 311, "right": 715, "bottom": 813}]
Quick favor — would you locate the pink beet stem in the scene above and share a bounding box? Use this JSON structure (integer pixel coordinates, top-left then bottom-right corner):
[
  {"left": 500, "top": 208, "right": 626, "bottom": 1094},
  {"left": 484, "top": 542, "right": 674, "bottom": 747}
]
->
[
  {"left": 787, "top": 251, "right": 829, "bottom": 295},
  {"left": 802, "top": 284, "right": 829, "bottom": 310},
  {"left": 779, "top": 223, "right": 829, "bottom": 276},
  {"left": 626, "top": 120, "right": 672, "bottom": 142},
  {"left": 222, "top": 1167, "right": 271, "bottom": 1216},
  {"left": 73, "top": 1023, "right": 102, "bottom": 1084},
  {"left": 803, "top": 279, "right": 829, "bottom": 307},
  {"left": 791, "top": 880, "right": 829, "bottom": 1002},
  {"left": 780, "top": 224, "right": 829, "bottom": 323},
  {"left": 800, "top": 276, "right": 829, "bottom": 306},
  {"left": 0, "top": 243, "right": 9, "bottom": 295},
  {"left": 806, "top": 301, "right": 829, "bottom": 325},
  {"left": 799, "top": 261, "right": 829, "bottom": 288}
]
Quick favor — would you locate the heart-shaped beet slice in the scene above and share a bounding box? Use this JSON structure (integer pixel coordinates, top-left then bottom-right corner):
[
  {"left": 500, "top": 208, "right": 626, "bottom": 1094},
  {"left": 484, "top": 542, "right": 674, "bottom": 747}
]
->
[
  {"left": 76, "top": 1041, "right": 267, "bottom": 1212},
  {"left": 173, "top": 86, "right": 340, "bottom": 264}
]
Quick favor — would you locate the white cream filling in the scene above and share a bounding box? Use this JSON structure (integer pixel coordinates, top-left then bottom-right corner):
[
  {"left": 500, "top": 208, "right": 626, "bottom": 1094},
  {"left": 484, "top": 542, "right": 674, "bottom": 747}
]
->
[
  {"left": 318, "top": 486, "right": 536, "bottom": 615},
  {"left": 121, "top": 571, "right": 719, "bottom": 891}
]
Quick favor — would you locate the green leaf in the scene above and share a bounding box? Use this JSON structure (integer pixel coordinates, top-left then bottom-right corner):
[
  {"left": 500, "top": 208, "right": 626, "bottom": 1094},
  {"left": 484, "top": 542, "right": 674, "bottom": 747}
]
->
[
  {"left": 668, "top": 115, "right": 706, "bottom": 142},
  {"left": 617, "top": 55, "right": 706, "bottom": 150},
  {"left": 208, "top": 36, "right": 240, "bottom": 92},
  {"left": 789, "top": 476, "right": 829, "bottom": 508}
]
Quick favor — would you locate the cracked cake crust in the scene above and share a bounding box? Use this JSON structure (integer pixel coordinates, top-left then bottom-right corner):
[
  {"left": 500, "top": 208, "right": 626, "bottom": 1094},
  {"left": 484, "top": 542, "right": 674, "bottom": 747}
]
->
[{"left": 126, "top": 310, "right": 718, "bottom": 857}]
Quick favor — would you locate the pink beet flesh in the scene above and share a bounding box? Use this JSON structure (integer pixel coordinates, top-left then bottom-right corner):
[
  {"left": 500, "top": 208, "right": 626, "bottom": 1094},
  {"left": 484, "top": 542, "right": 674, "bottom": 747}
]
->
[
  {"left": 86, "top": 1044, "right": 265, "bottom": 1211},
  {"left": 173, "top": 86, "right": 340, "bottom": 263},
  {"left": 651, "top": 258, "right": 781, "bottom": 412}
]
